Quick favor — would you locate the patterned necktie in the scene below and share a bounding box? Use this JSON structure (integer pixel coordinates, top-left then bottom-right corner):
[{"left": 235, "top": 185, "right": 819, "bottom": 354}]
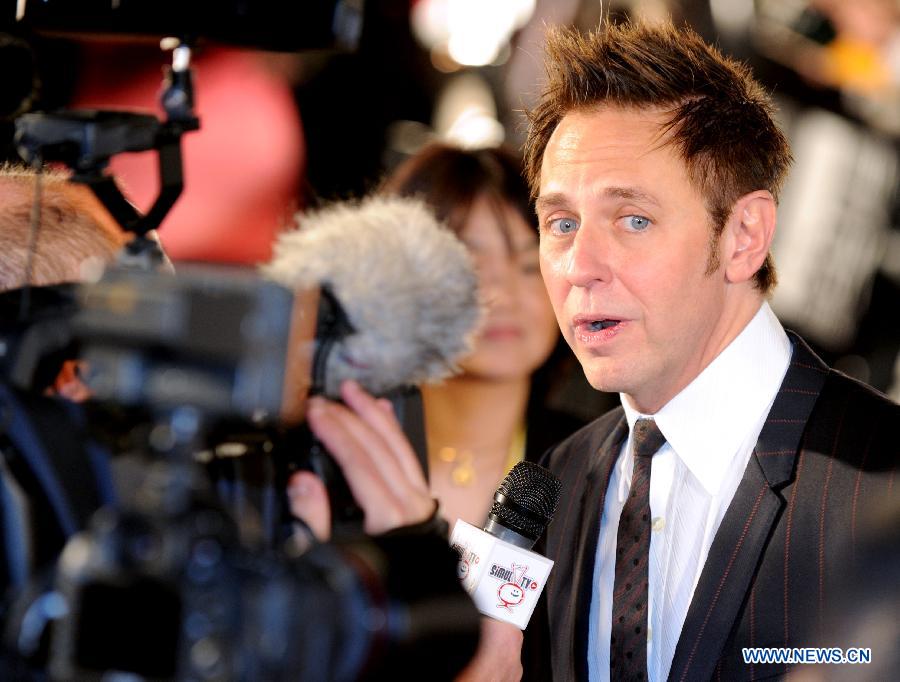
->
[{"left": 611, "top": 418, "right": 666, "bottom": 682}]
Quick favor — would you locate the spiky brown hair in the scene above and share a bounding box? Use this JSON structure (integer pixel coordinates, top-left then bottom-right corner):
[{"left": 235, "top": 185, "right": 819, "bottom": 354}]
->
[{"left": 523, "top": 21, "right": 792, "bottom": 292}]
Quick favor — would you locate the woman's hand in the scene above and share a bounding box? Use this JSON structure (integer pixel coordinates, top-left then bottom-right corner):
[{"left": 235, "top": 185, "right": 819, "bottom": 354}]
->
[
  {"left": 286, "top": 381, "right": 520, "bottom": 680},
  {"left": 288, "top": 380, "right": 435, "bottom": 537}
]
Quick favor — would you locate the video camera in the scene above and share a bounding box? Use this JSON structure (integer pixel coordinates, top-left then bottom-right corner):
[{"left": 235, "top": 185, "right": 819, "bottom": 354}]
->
[{"left": 0, "top": 3, "right": 480, "bottom": 679}]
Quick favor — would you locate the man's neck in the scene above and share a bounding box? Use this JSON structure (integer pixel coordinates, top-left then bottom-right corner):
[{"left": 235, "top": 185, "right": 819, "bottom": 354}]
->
[{"left": 625, "top": 294, "right": 766, "bottom": 414}]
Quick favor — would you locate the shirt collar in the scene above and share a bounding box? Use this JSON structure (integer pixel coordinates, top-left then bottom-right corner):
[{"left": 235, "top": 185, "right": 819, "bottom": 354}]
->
[{"left": 620, "top": 302, "right": 791, "bottom": 495}]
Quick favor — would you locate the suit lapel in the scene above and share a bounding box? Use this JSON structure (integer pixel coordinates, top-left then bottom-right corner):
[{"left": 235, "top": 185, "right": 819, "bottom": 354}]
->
[
  {"left": 668, "top": 334, "right": 828, "bottom": 681},
  {"left": 570, "top": 416, "right": 628, "bottom": 680}
]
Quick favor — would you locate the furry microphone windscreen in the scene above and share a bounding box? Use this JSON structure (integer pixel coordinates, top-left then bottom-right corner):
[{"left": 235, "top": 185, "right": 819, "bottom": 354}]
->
[{"left": 263, "top": 195, "right": 482, "bottom": 398}]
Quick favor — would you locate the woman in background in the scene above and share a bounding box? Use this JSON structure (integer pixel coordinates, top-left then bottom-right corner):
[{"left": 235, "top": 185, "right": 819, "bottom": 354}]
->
[{"left": 381, "top": 143, "right": 584, "bottom": 527}]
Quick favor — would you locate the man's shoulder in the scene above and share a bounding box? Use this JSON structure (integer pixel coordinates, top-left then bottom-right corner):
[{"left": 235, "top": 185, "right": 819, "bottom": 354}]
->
[
  {"left": 819, "top": 365, "right": 898, "bottom": 413},
  {"left": 806, "top": 366, "right": 899, "bottom": 460},
  {"left": 782, "top": 334, "right": 898, "bottom": 470},
  {"left": 788, "top": 331, "right": 899, "bottom": 429},
  {"left": 540, "top": 406, "right": 625, "bottom": 474}
]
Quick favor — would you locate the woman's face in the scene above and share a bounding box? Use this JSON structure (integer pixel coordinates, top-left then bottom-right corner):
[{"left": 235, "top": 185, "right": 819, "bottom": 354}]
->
[{"left": 456, "top": 194, "right": 559, "bottom": 381}]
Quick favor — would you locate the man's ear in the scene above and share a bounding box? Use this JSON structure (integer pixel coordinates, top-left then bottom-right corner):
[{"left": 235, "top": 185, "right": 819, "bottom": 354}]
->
[{"left": 724, "top": 190, "right": 776, "bottom": 285}]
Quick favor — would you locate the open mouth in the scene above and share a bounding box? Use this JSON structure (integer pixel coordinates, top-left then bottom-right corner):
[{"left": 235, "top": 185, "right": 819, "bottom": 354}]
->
[{"left": 587, "top": 319, "right": 621, "bottom": 331}]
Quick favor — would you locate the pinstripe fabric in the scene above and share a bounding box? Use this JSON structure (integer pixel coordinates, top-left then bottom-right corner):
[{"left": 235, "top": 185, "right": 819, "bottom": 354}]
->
[{"left": 522, "top": 333, "right": 900, "bottom": 682}]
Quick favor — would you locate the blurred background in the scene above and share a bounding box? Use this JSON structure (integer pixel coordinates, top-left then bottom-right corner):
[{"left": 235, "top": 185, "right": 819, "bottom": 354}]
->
[{"left": 1, "top": 0, "right": 898, "bottom": 409}]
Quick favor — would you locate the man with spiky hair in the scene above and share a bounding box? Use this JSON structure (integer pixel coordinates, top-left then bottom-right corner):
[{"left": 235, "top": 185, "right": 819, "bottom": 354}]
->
[
  {"left": 516, "top": 19, "right": 899, "bottom": 681},
  {"left": 279, "top": 20, "right": 898, "bottom": 682}
]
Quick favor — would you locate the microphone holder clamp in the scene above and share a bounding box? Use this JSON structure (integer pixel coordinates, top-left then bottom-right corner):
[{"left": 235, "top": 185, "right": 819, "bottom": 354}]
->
[{"left": 13, "top": 39, "right": 200, "bottom": 267}]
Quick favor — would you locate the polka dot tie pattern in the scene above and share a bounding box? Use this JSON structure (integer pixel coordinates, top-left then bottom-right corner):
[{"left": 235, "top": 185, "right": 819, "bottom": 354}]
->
[{"left": 610, "top": 418, "right": 666, "bottom": 682}]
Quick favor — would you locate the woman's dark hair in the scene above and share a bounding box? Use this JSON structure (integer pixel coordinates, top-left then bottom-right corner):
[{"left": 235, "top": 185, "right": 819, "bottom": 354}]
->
[{"left": 380, "top": 143, "right": 533, "bottom": 242}]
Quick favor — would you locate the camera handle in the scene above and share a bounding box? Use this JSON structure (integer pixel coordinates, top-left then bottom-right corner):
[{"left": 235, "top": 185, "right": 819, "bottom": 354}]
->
[{"left": 306, "top": 287, "right": 368, "bottom": 537}]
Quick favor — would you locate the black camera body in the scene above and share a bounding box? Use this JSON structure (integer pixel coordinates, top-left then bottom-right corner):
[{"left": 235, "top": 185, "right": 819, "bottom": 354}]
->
[
  {"left": 44, "top": 460, "right": 474, "bottom": 682},
  {"left": 0, "top": 264, "right": 463, "bottom": 680}
]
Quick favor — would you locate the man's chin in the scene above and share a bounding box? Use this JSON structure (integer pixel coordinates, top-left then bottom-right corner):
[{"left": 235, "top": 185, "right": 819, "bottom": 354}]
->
[{"left": 580, "top": 360, "right": 630, "bottom": 396}]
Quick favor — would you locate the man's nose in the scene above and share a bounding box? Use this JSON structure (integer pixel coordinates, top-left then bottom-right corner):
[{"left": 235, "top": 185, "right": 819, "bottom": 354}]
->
[{"left": 565, "top": 224, "right": 612, "bottom": 288}]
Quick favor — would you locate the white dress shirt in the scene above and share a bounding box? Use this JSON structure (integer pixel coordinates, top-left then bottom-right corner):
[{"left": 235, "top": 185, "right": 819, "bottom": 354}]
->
[{"left": 588, "top": 302, "right": 791, "bottom": 681}]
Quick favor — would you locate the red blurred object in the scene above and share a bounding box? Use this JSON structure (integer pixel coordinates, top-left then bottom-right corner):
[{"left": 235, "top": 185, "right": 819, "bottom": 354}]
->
[{"left": 72, "top": 43, "right": 304, "bottom": 265}]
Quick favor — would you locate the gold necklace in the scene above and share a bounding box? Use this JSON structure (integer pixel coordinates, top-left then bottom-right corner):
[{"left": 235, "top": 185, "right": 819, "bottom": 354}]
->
[
  {"left": 436, "top": 424, "right": 527, "bottom": 487},
  {"left": 438, "top": 446, "right": 475, "bottom": 486}
]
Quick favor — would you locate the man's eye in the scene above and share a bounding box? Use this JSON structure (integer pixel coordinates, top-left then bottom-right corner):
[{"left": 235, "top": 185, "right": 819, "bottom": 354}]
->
[
  {"left": 548, "top": 217, "right": 579, "bottom": 234},
  {"left": 624, "top": 215, "right": 650, "bottom": 231}
]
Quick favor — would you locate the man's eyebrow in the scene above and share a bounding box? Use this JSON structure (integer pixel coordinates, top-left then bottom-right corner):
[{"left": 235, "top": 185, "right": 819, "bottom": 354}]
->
[
  {"left": 602, "top": 186, "right": 660, "bottom": 207},
  {"left": 534, "top": 192, "right": 568, "bottom": 215},
  {"left": 535, "top": 187, "right": 661, "bottom": 215}
]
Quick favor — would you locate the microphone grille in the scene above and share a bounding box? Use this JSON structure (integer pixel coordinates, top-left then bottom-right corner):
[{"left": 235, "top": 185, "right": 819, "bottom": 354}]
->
[{"left": 488, "top": 461, "right": 561, "bottom": 541}]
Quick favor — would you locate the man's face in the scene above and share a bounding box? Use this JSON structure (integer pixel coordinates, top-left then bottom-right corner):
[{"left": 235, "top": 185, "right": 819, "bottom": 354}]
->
[{"left": 536, "top": 106, "right": 745, "bottom": 413}]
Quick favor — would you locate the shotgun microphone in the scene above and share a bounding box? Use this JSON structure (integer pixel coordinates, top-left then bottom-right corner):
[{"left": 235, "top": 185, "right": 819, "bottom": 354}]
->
[{"left": 263, "top": 195, "right": 481, "bottom": 399}]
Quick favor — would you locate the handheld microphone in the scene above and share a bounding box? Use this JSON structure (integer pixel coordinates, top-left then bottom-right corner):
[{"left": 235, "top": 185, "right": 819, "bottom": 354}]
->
[{"left": 450, "top": 461, "right": 561, "bottom": 629}]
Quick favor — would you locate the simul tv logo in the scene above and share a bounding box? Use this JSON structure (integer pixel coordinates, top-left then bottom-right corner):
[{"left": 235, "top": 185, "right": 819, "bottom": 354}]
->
[
  {"left": 451, "top": 542, "right": 481, "bottom": 581},
  {"left": 490, "top": 563, "right": 539, "bottom": 610}
]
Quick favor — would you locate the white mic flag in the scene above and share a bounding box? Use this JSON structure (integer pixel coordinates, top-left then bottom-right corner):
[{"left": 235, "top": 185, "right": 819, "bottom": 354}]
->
[
  {"left": 450, "top": 520, "right": 554, "bottom": 630},
  {"left": 450, "top": 461, "right": 561, "bottom": 629}
]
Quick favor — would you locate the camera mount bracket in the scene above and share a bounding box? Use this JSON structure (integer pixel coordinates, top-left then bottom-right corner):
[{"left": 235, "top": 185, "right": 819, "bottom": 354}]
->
[{"left": 13, "top": 40, "right": 200, "bottom": 266}]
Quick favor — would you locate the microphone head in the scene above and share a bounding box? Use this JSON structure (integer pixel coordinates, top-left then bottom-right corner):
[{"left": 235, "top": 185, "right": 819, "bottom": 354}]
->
[
  {"left": 486, "top": 461, "right": 561, "bottom": 546},
  {"left": 263, "top": 195, "right": 481, "bottom": 398}
]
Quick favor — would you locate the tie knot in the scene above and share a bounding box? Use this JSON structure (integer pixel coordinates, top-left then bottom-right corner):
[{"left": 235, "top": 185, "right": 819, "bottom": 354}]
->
[{"left": 632, "top": 418, "right": 666, "bottom": 459}]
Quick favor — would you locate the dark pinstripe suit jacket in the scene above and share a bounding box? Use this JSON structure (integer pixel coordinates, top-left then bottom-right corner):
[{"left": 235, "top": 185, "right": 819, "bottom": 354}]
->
[{"left": 523, "top": 333, "right": 899, "bottom": 681}]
